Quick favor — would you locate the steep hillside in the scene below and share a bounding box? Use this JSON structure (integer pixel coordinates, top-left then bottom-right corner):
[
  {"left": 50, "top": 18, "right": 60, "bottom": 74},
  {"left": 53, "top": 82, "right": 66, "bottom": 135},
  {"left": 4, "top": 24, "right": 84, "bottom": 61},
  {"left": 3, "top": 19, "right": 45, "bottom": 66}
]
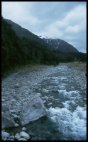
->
[
  {"left": 1, "top": 18, "right": 59, "bottom": 76},
  {"left": 1, "top": 18, "right": 86, "bottom": 76},
  {"left": 43, "top": 38, "right": 79, "bottom": 53}
]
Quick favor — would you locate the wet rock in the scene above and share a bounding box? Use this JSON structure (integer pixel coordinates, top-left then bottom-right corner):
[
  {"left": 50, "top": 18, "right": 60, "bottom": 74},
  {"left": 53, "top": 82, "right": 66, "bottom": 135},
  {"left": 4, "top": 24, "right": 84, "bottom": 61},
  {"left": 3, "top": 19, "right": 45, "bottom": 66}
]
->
[
  {"left": 15, "top": 123, "right": 19, "bottom": 127},
  {"left": 2, "top": 131, "right": 10, "bottom": 140},
  {"left": 20, "top": 95, "right": 47, "bottom": 125},
  {"left": 22, "top": 127, "right": 27, "bottom": 131},
  {"left": 12, "top": 114, "right": 20, "bottom": 119},
  {"left": 48, "top": 102, "right": 52, "bottom": 106},
  {"left": 14, "top": 83, "right": 19, "bottom": 88},
  {"left": 8, "top": 135, "right": 14, "bottom": 141},
  {"left": 20, "top": 131, "right": 30, "bottom": 140},
  {"left": 42, "top": 88, "right": 49, "bottom": 93},
  {"left": 10, "top": 109, "right": 16, "bottom": 113},
  {"left": 15, "top": 133, "right": 20, "bottom": 140},
  {"left": 2, "top": 98, "right": 5, "bottom": 102},
  {"left": 42, "top": 96, "right": 48, "bottom": 100},
  {"left": 43, "top": 100, "right": 46, "bottom": 103},
  {"left": 36, "top": 93, "right": 41, "bottom": 97}
]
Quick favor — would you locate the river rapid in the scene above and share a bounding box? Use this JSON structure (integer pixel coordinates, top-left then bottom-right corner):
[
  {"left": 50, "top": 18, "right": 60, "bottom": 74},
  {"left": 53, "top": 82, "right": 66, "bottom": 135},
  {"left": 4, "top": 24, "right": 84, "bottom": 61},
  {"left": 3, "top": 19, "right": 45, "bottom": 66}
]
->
[{"left": 2, "top": 63, "right": 86, "bottom": 140}]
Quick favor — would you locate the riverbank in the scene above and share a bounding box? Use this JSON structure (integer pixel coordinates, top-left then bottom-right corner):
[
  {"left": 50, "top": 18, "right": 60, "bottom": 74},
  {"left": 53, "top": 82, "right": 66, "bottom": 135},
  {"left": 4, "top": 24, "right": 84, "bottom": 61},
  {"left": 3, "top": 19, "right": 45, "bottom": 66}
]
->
[
  {"left": 60, "top": 62, "right": 86, "bottom": 72},
  {"left": 2, "top": 64, "right": 59, "bottom": 140},
  {"left": 2, "top": 62, "right": 86, "bottom": 140}
]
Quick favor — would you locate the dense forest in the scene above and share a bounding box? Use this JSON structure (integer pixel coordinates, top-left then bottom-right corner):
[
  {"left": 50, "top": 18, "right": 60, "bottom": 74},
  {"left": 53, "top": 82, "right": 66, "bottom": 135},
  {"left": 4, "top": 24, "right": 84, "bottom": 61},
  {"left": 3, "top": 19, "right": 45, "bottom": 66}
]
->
[
  {"left": 1, "top": 18, "right": 86, "bottom": 76},
  {"left": 1, "top": 18, "right": 59, "bottom": 76}
]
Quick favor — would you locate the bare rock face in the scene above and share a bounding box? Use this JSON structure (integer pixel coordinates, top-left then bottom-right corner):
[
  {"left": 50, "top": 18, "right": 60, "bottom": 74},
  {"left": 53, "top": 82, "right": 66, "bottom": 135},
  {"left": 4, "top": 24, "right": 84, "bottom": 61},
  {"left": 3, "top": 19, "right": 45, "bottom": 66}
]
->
[{"left": 20, "top": 95, "right": 47, "bottom": 125}]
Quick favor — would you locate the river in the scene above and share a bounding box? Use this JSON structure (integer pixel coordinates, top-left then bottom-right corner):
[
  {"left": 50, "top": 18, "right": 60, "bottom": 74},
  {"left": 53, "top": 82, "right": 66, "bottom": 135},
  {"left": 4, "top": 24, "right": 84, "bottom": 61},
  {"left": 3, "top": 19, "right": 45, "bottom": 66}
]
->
[{"left": 2, "top": 63, "right": 86, "bottom": 140}]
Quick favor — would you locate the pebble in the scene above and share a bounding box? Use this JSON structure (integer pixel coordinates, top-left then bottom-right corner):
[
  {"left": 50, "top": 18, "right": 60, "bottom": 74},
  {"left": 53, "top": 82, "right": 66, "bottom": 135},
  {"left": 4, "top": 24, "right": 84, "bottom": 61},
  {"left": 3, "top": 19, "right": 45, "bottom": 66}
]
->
[
  {"left": 10, "top": 110, "right": 16, "bottom": 113},
  {"left": 48, "top": 102, "right": 52, "bottom": 106},
  {"left": 42, "top": 96, "right": 48, "bottom": 100},
  {"left": 2, "top": 99, "right": 5, "bottom": 102},
  {"left": 37, "top": 93, "right": 41, "bottom": 97},
  {"left": 42, "top": 89, "right": 49, "bottom": 93}
]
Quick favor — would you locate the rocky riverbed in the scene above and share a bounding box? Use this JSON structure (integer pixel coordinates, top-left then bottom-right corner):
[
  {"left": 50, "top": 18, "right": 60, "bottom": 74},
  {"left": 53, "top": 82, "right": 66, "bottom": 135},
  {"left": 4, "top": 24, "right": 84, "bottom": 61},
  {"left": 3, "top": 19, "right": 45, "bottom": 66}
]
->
[{"left": 1, "top": 63, "right": 86, "bottom": 140}]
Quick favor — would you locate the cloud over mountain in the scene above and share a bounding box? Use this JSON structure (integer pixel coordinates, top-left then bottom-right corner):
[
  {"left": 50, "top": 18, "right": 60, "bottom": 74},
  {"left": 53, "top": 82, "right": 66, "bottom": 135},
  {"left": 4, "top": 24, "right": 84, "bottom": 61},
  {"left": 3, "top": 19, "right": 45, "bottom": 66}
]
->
[{"left": 2, "top": 2, "right": 86, "bottom": 52}]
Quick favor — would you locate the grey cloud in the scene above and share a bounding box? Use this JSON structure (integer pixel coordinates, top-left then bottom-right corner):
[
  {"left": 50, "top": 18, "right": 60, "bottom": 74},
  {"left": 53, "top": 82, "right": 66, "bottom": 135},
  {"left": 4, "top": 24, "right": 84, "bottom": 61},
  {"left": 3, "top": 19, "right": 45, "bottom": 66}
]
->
[{"left": 2, "top": 2, "right": 86, "bottom": 53}]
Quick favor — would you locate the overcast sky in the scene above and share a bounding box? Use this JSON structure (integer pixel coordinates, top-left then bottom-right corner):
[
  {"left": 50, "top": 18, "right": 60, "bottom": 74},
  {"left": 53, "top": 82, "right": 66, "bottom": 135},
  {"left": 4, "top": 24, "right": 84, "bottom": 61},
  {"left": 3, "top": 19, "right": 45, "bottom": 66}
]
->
[{"left": 2, "top": 2, "right": 86, "bottom": 53}]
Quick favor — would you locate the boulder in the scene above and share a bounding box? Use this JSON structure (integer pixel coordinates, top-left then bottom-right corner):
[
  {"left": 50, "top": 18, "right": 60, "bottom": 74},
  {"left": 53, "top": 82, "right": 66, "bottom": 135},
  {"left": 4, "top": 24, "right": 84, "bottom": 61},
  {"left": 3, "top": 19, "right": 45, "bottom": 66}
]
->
[
  {"left": 20, "top": 95, "right": 47, "bottom": 125},
  {"left": 15, "top": 133, "right": 20, "bottom": 140},
  {"left": 2, "top": 131, "right": 10, "bottom": 140},
  {"left": 2, "top": 95, "right": 47, "bottom": 129},
  {"left": 15, "top": 131, "right": 30, "bottom": 140},
  {"left": 20, "top": 131, "right": 30, "bottom": 140}
]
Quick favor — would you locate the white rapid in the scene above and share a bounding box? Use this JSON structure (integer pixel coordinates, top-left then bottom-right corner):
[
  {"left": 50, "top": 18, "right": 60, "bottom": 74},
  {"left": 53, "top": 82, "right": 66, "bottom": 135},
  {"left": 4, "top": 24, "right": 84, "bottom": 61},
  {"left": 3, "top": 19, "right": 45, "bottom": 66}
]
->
[
  {"left": 2, "top": 64, "right": 86, "bottom": 140},
  {"left": 35, "top": 65, "right": 86, "bottom": 140}
]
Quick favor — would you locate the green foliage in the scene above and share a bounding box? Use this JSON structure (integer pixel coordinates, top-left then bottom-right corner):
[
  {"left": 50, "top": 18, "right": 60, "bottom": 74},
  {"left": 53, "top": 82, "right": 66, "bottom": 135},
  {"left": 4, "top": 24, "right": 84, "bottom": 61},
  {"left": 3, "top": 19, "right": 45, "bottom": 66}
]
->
[
  {"left": 1, "top": 18, "right": 86, "bottom": 77},
  {"left": 1, "top": 18, "right": 59, "bottom": 76}
]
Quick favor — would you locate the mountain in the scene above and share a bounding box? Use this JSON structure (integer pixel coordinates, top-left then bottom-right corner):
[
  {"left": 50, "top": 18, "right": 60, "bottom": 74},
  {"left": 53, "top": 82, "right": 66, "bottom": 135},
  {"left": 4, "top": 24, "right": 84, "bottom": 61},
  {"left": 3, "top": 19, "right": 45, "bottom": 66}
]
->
[
  {"left": 5, "top": 19, "right": 50, "bottom": 47},
  {"left": 43, "top": 38, "right": 79, "bottom": 53},
  {"left": 1, "top": 18, "right": 59, "bottom": 76},
  {"left": 5, "top": 19, "right": 78, "bottom": 53},
  {"left": 1, "top": 17, "right": 86, "bottom": 76}
]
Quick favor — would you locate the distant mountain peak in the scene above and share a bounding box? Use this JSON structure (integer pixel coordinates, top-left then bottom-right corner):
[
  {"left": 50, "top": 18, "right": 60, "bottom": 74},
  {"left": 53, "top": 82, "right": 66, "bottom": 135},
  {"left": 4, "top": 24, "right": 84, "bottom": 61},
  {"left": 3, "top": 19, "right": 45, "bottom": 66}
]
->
[
  {"left": 43, "top": 38, "right": 79, "bottom": 53},
  {"left": 4, "top": 18, "right": 78, "bottom": 53}
]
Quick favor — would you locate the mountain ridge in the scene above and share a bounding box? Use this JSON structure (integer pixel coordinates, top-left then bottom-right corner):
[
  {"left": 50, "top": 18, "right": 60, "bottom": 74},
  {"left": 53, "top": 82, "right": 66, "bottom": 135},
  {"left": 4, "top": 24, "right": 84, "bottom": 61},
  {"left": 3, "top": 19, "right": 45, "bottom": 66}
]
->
[
  {"left": 2, "top": 17, "right": 86, "bottom": 76},
  {"left": 43, "top": 38, "right": 79, "bottom": 53},
  {"left": 5, "top": 18, "right": 78, "bottom": 53}
]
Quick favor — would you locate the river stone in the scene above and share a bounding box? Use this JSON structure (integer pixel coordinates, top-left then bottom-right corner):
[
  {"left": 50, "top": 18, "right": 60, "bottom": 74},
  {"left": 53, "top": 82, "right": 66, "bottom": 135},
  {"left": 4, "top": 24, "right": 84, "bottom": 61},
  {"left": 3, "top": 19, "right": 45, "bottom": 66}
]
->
[
  {"left": 14, "top": 83, "right": 19, "bottom": 88},
  {"left": 2, "top": 131, "right": 10, "bottom": 140},
  {"left": 2, "top": 98, "right": 5, "bottom": 102},
  {"left": 15, "top": 133, "right": 20, "bottom": 140},
  {"left": 8, "top": 135, "right": 15, "bottom": 141},
  {"left": 20, "top": 131, "right": 30, "bottom": 140},
  {"left": 42, "top": 88, "right": 49, "bottom": 93},
  {"left": 20, "top": 95, "right": 47, "bottom": 125},
  {"left": 36, "top": 93, "right": 41, "bottom": 97},
  {"left": 15, "top": 123, "right": 19, "bottom": 127},
  {"left": 22, "top": 127, "right": 27, "bottom": 131}
]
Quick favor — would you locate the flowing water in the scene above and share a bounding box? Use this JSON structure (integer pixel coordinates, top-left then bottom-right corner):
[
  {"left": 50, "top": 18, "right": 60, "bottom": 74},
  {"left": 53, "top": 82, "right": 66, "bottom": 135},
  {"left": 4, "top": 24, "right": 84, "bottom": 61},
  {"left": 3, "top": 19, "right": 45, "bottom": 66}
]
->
[
  {"left": 2, "top": 64, "right": 87, "bottom": 140},
  {"left": 29, "top": 65, "right": 87, "bottom": 140}
]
